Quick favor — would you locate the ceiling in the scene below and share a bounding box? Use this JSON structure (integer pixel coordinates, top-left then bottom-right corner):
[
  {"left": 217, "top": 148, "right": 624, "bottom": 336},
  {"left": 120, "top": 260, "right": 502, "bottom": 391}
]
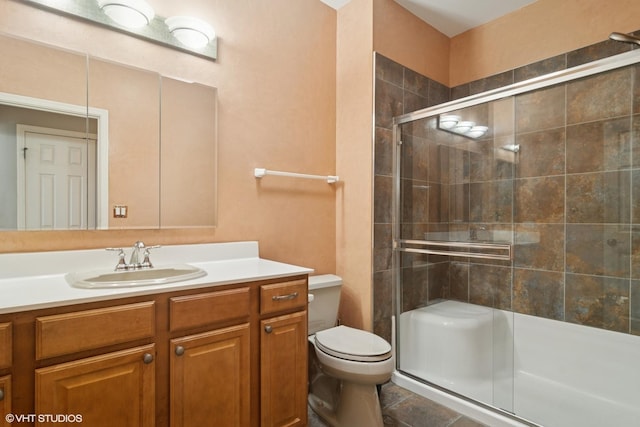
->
[{"left": 320, "top": 0, "right": 538, "bottom": 37}]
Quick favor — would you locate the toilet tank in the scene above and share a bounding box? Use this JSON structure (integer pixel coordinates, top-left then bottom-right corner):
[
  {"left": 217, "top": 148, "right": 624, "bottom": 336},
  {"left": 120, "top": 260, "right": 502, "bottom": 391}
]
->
[{"left": 308, "top": 274, "right": 342, "bottom": 335}]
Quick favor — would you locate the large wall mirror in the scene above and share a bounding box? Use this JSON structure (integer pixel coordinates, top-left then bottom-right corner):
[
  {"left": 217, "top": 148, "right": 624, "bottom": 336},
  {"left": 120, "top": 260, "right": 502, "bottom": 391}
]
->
[{"left": 0, "top": 33, "right": 217, "bottom": 230}]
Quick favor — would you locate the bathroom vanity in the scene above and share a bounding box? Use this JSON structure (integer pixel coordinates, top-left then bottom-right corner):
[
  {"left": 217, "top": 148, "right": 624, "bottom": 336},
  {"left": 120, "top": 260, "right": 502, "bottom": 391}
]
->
[{"left": 0, "top": 242, "right": 311, "bottom": 427}]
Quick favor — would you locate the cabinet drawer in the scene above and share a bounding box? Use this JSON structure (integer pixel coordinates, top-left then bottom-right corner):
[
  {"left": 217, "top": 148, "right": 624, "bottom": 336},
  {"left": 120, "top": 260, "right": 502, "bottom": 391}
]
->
[
  {"left": 36, "top": 301, "right": 155, "bottom": 360},
  {"left": 0, "top": 323, "right": 11, "bottom": 369},
  {"left": 170, "top": 287, "right": 250, "bottom": 332},
  {"left": 260, "top": 279, "right": 307, "bottom": 315}
]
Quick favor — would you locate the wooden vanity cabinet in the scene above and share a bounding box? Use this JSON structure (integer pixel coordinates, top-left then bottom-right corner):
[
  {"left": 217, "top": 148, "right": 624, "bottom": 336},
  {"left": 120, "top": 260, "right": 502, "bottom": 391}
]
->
[
  {"left": 170, "top": 324, "right": 250, "bottom": 427},
  {"left": 36, "top": 344, "right": 156, "bottom": 427},
  {"left": 260, "top": 279, "right": 308, "bottom": 427},
  {"left": 34, "top": 303, "right": 157, "bottom": 426},
  {"left": 2, "top": 274, "right": 308, "bottom": 427},
  {"left": 0, "top": 323, "right": 11, "bottom": 370},
  {"left": 168, "top": 288, "right": 251, "bottom": 427},
  {"left": 0, "top": 322, "right": 11, "bottom": 427},
  {"left": 0, "top": 375, "right": 10, "bottom": 427}
]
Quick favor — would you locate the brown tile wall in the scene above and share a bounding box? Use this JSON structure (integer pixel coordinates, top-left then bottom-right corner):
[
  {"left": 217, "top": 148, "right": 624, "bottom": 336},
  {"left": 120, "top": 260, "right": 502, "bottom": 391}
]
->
[
  {"left": 373, "top": 54, "right": 449, "bottom": 342},
  {"left": 373, "top": 31, "right": 640, "bottom": 341}
]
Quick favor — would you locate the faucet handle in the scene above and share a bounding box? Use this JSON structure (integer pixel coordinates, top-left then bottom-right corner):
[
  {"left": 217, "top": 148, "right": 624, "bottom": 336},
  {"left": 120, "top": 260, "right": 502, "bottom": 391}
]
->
[
  {"left": 106, "top": 247, "right": 127, "bottom": 270},
  {"left": 140, "top": 245, "right": 161, "bottom": 268}
]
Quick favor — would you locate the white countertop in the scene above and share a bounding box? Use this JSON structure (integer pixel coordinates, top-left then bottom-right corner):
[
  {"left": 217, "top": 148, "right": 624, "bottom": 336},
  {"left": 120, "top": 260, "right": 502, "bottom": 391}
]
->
[{"left": 0, "top": 241, "right": 314, "bottom": 314}]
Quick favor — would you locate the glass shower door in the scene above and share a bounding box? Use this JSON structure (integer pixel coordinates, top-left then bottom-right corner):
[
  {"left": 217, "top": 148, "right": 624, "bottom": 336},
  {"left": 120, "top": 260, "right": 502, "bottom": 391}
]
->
[{"left": 393, "top": 97, "right": 516, "bottom": 413}]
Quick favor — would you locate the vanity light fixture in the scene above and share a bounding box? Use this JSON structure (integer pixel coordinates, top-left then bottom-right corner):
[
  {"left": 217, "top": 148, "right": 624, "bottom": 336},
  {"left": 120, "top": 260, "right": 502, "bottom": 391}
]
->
[
  {"left": 166, "top": 16, "right": 216, "bottom": 49},
  {"left": 97, "top": 0, "right": 154, "bottom": 29},
  {"left": 21, "top": 0, "right": 218, "bottom": 60},
  {"left": 438, "top": 114, "right": 489, "bottom": 139}
]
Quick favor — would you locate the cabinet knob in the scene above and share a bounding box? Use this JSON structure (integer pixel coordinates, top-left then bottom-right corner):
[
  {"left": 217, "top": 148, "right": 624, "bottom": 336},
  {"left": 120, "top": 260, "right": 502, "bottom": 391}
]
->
[
  {"left": 0, "top": 387, "right": 4, "bottom": 401},
  {"left": 264, "top": 325, "right": 273, "bottom": 334},
  {"left": 175, "top": 346, "right": 185, "bottom": 356},
  {"left": 142, "top": 353, "right": 154, "bottom": 364}
]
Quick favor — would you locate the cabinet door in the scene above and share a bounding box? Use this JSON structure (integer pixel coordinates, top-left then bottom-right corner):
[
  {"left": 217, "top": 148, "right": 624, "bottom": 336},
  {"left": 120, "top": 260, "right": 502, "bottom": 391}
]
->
[
  {"left": 170, "top": 323, "right": 250, "bottom": 427},
  {"left": 35, "top": 344, "right": 155, "bottom": 427},
  {"left": 0, "top": 323, "right": 11, "bottom": 369},
  {"left": 0, "top": 375, "right": 10, "bottom": 427},
  {"left": 261, "top": 311, "right": 307, "bottom": 427}
]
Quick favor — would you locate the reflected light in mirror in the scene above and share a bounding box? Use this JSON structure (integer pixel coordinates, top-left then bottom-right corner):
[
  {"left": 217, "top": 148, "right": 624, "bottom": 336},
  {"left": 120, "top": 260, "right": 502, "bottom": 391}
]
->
[
  {"left": 466, "top": 126, "right": 488, "bottom": 138},
  {"left": 166, "top": 16, "right": 216, "bottom": 49},
  {"left": 453, "top": 121, "right": 475, "bottom": 133},
  {"left": 438, "top": 114, "right": 489, "bottom": 139},
  {"left": 97, "top": 0, "right": 154, "bottom": 29},
  {"left": 439, "top": 114, "right": 460, "bottom": 129}
]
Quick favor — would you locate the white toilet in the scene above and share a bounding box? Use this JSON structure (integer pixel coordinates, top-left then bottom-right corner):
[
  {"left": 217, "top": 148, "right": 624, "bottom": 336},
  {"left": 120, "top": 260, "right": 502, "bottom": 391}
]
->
[{"left": 307, "top": 274, "right": 393, "bottom": 427}]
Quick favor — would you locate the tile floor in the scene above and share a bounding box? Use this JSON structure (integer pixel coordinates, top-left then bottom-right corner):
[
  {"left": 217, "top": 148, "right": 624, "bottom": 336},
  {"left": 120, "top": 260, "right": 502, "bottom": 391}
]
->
[{"left": 307, "top": 382, "right": 488, "bottom": 427}]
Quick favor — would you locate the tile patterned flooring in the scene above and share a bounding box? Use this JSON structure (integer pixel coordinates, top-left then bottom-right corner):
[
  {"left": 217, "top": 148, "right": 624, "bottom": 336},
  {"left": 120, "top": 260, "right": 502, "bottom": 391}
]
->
[{"left": 308, "top": 382, "right": 488, "bottom": 427}]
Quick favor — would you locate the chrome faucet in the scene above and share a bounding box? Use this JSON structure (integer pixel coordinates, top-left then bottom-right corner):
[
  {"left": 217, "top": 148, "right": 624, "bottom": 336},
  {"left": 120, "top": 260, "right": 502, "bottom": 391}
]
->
[
  {"left": 129, "top": 241, "right": 146, "bottom": 266},
  {"left": 107, "top": 241, "right": 160, "bottom": 270}
]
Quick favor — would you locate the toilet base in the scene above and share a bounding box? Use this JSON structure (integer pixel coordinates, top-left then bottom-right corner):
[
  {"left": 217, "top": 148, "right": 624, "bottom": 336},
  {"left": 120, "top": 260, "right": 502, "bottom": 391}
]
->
[{"left": 308, "top": 374, "right": 384, "bottom": 427}]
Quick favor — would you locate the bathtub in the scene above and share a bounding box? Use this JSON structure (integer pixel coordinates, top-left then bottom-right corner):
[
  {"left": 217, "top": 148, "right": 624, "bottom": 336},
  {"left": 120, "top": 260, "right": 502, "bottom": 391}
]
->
[{"left": 394, "top": 301, "right": 640, "bottom": 427}]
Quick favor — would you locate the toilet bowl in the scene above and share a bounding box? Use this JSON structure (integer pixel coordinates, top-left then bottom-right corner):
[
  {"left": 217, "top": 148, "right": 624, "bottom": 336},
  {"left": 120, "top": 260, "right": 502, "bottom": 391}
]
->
[{"left": 307, "top": 275, "right": 393, "bottom": 427}]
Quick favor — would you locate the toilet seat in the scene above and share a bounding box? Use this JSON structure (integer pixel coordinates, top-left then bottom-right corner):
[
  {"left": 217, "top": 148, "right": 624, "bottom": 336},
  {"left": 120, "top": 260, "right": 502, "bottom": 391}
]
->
[{"left": 314, "top": 325, "right": 392, "bottom": 362}]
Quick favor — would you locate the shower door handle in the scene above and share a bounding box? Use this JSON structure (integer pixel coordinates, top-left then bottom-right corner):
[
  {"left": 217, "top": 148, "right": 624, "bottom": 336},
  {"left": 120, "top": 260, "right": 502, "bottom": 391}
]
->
[{"left": 396, "top": 239, "right": 512, "bottom": 261}]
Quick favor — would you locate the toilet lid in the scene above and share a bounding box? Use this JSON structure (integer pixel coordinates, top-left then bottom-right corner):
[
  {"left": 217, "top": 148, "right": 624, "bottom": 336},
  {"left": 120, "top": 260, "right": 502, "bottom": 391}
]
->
[{"left": 314, "top": 325, "right": 392, "bottom": 362}]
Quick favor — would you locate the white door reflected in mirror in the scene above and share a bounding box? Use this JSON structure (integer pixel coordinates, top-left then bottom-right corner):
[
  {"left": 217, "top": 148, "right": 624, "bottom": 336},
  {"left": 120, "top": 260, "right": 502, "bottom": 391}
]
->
[{"left": 18, "top": 125, "right": 97, "bottom": 230}]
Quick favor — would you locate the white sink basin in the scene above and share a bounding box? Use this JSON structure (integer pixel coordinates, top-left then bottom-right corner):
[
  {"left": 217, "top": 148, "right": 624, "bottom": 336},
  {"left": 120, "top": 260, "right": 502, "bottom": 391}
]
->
[{"left": 66, "top": 264, "right": 207, "bottom": 289}]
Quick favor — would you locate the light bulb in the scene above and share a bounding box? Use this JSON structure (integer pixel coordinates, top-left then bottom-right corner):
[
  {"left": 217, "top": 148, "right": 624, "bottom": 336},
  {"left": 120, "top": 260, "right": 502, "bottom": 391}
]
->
[
  {"left": 166, "top": 16, "right": 216, "bottom": 49},
  {"left": 97, "top": 0, "right": 154, "bottom": 29}
]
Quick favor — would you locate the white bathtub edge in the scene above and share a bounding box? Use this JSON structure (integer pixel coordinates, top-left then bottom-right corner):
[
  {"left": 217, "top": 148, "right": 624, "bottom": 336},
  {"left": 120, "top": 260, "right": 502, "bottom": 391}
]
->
[{"left": 391, "top": 371, "right": 534, "bottom": 427}]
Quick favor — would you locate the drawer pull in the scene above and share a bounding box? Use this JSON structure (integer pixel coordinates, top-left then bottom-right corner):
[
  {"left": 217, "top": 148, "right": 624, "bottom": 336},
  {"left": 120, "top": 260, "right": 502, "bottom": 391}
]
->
[
  {"left": 0, "top": 387, "right": 4, "bottom": 401},
  {"left": 271, "top": 292, "right": 299, "bottom": 302},
  {"left": 175, "top": 346, "right": 185, "bottom": 356},
  {"left": 142, "top": 353, "right": 154, "bottom": 364},
  {"left": 264, "top": 325, "right": 273, "bottom": 334}
]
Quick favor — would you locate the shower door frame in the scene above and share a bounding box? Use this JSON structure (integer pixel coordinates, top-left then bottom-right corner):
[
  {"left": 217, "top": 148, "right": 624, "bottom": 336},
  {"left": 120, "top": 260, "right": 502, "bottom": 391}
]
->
[{"left": 390, "top": 47, "right": 640, "bottom": 423}]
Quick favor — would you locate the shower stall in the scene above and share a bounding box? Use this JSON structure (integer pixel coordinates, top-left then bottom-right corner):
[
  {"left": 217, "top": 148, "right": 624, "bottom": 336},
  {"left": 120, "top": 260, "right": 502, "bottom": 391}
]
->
[{"left": 390, "top": 48, "right": 640, "bottom": 427}]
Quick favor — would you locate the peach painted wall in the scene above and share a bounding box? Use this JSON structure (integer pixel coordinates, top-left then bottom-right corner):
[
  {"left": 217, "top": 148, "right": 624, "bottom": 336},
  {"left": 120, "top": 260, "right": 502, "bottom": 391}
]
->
[
  {"left": 372, "top": 0, "right": 450, "bottom": 85},
  {"left": 0, "top": 0, "right": 337, "bottom": 275},
  {"left": 336, "top": 0, "right": 374, "bottom": 330},
  {"left": 335, "top": 0, "right": 450, "bottom": 330},
  {"left": 451, "top": 0, "right": 640, "bottom": 86}
]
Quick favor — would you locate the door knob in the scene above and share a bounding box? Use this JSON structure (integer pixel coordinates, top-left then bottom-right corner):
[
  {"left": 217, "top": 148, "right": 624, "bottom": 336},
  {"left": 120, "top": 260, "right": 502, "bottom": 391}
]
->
[
  {"left": 142, "top": 353, "right": 154, "bottom": 364},
  {"left": 264, "top": 325, "right": 273, "bottom": 334},
  {"left": 175, "top": 346, "right": 185, "bottom": 356}
]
